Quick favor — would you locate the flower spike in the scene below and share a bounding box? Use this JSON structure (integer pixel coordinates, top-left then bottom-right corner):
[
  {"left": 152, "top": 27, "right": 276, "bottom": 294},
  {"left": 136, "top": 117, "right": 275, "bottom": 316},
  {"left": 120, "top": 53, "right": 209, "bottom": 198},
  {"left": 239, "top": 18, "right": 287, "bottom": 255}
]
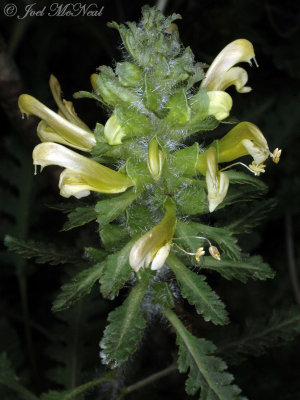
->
[
  {"left": 129, "top": 198, "right": 177, "bottom": 272},
  {"left": 201, "top": 39, "right": 257, "bottom": 93},
  {"left": 32, "top": 142, "right": 132, "bottom": 198}
]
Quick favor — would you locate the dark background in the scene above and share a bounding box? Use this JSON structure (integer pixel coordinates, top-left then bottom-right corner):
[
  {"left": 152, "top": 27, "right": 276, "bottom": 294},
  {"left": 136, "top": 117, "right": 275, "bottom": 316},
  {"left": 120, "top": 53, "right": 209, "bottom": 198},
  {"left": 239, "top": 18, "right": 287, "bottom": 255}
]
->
[{"left": 0, "top": 0, "right": 299, "bottom": 399}]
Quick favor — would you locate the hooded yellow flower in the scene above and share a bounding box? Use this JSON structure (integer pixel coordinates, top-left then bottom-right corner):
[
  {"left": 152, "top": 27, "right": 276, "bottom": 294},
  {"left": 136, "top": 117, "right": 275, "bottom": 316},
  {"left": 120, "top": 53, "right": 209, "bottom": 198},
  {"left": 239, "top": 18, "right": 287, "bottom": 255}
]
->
[
  {"left": 33, "top": 142, "right": 132, "bottom": 198},
  {"left": 18, "top": 75, "right": 96, "bottom": 152},
  {"left": 217, "top": 122, "right": 280, "bottom": 175},
  {"left": 199, "top": 147, "right": 229, "bottom": 212},
  {"left": 129, "top": 198, "right": 177, "bottom": 272},
  {"left": 201, "top": 39, "right": 258, "bottom": 93}
]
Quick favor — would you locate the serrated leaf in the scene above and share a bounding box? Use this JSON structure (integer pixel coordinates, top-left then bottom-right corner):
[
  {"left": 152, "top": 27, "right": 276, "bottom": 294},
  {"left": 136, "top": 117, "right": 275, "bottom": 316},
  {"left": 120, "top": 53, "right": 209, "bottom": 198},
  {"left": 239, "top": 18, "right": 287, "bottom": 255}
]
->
[
  {"left": 202, "top": 255, "right": 275, "bottom": 283},
  {"left": 100, "top": 272, "right": 151, "bottom": 367},
  {"left": 99, "top": 240, "right": 135, "bottom": 300},
  {"left": 100, "top": 224, "right": 131, "bottom": 252},
  {"left": 225, "top": 199, "right": 276, "bottom": 234},
  {"left": 52, "top": 263, "right": 105, "bottom": 312},
  {"left": 167, "top": 253, "right": 229, "bottom": 325},
  {"left": 226, "top": 170, "right": 268, "bottom": 190},
  {"left": 84, "top": 247, "right": 107, "bottom": 262},
  {"left": 164, "top": 310, "right": 245, "bottom": 400},
  {"left": 175, "top": 181, "right": 207, "bottom": 216},
  {"left": 62, "top": 207, "right": 97, "bottom": 231},
  {"left": 217, "top": 306, "right": 300, "bottom": 364},
  {"left": 4, "top": 235, "right": 80, "bottom": 265},
  {"left": 0, "top": 353, "right": 38, "bottom": 400},
  {"left": 96, "top": 188, "right": 140, "bottom": 227},
  {"left": 149, "top": 282, "right": 175, "bottom": 309},
  {"left": 176, "top": 220, "right": 241, "bottom": 261},
  {"left": 40, "top": 373, "right": 114, "bottom": 400}
]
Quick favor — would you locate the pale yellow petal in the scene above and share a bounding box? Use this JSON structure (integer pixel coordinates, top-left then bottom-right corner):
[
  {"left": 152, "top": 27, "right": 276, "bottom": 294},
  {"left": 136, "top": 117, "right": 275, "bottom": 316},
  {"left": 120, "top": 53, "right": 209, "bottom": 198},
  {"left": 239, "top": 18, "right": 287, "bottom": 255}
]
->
[
  {"left": 33, "top": 142, "right": 132, "bottom": 194},
  {"left": 201, "top": 39, "right": 256, "bottom": 91},
  {"left": 207, "top": 91, "right": 232, "bottom": 120},
  {"left": 19, "top": 94, "right": 96, "bottom": 151},
  {"left": 49, "top": 74, "right": 91, "bottom": 131}
]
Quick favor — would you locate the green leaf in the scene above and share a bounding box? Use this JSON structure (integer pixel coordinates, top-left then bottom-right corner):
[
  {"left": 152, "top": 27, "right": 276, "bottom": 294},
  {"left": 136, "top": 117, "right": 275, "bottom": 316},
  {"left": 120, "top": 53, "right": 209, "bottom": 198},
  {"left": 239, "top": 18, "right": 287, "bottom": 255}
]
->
[
  {"left": 225, "top": 199, "right": 276, "bottom": 234},
  {"left": 167, "top": 253, "right": 229, "bottom": 325},
  {"left": 99, "top": 240, "right": 135, "bottom": 300},
  {"left": 4, "top": 235, "right": 80, "bottom": 265},
  {"left": 100, "top": 224, "right": 131, "bottom": 252},
  {"left": 217, "top": 306, "right": 300, "bottom": 365},
  {"left": 126, "top": 158, "right": 153, "bottom": 187},
  {"left": 73, "top": 90, "right": 104, "bottom": 104},
  {"left": 100, "top": 272, "right": 151, "bottom": 367},
  {"left": 52, "top": 263, "right": 105, "bottom": 312},
  {"left": 175, "top": 181, "right": 207, "bottom": 215},
  {"left": 62, "top": 206, "right": 97, "bottom": 231},
  {"left": 0, "top": 353, "right": 38, "bottom": 400},
  {"left": 164, "top": 309, "right": 245, "bottom": 400},
  {"left": 96, "top": 188, "right": 140, "bottom": 227},
  {"left": 126, "top": 203, "right": 155, "bottom": 235},
  {"left": 175, "top": 220, "right": 241, "bottom": 261},
  {"left": 165, "top": 89, "right": 191, "bottom": 126},
  {"left": 171, "top": 143, "right": 200, "bottom": 176},
  {"left": 40, "top": 373, "right": 114, "bottom": 400},
  {"left": 226, "top": 170, "right": 268, "bottom": 191},
  {"left": 149, "top": 282, "right": 175, "bottom": 309},
  {"left": 202, "top": 255, "right": 275, "bottom": 283}
]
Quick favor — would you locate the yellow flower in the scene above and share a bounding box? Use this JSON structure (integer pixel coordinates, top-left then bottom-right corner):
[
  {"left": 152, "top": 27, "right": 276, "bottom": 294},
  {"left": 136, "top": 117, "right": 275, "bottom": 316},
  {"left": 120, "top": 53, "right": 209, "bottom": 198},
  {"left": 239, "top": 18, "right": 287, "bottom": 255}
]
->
[
  {"left": 201, "top": 39, "right": 257, "bottom": 93},
  {"left": 217, "top": 122, "right": 280, "bottom": 175},
  {"left": 129, "top": 198, "right": 177, "bottom": 272},
  {"left": 204, "top": 147, "right": 229, "bottom": 212},
  {"left": 18, "top": 75, "right": 96, "bottom": 152},
  {"left": 32, "top": 142, "right": 132, "bottom": 198}
]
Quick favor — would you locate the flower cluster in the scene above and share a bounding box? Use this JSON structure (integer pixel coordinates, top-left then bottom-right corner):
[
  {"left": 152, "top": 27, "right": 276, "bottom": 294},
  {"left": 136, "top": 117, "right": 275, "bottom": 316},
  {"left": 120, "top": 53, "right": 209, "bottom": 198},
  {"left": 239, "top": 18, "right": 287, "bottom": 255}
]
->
[{"left": 18, "top": 9, "right": 280, "bottom": 273}]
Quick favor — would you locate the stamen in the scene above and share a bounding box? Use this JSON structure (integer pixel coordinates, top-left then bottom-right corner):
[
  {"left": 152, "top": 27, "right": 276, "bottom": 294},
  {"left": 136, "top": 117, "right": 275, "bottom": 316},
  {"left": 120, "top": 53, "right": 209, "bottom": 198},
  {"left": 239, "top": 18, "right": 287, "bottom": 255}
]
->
[
  {"left": 220, "top": 161, "right": 259, "bottom": 175},
  {"left": 195, "top": 247, "right": 205, "bottom": 262},
  {"left": 248, "top": 163, "right": 266, "bottom": 175},
  {"left": 253, "top": 57, "right": 259, "bottom": 67},
  {"left": 209, "top": 245, "right": 221, "bottom": 260},
  {"left": 270, "top": 148, "right": 281, "bottom": 164}
]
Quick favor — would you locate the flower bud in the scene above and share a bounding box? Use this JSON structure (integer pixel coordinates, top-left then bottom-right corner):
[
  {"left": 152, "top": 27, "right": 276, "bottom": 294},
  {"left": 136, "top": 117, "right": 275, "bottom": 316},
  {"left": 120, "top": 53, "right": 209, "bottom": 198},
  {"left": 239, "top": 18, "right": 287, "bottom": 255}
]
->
[{"left": 147, "top": 137, "right": 165, "bottom": 181}]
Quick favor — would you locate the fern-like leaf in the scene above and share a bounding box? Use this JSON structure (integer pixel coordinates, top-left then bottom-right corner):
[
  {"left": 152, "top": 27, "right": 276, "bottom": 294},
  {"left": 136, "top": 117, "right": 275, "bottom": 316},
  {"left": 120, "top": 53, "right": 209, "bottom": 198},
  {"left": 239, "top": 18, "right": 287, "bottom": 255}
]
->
[
  {"left": 217, "top": 306, "right": 300, "bottom": 364},
  {"left": 164, "top": 310, "right": 246, "bottom": 400},
  {"left": 40, "top": 373, "right": 114, "bottom": 400},
  {"left": 4, "top": 235, "right": 81, "bottom": 265},
  {"left": 95, "top": 188, "right": 140, "bottom": 227},
  {"left": 62, "top": 206, "right": 97, "bottom": 231},
  {"left": 225, "top": 199, "right": 276, "bottom": 234},
  {"left": 202, "top": 255, "right": 275, "bottom": 283},
  {"left": 0, "top": 353, "right": 38, "bottom": 400},
  {"left": 99, "top": 240, "right": 135, "bottom": 300},
  {"left": 176, "top": 220, "right": 241, "bottom": 261},
  {"left": 52, "top": 263, "right": 105, "bottom": 312},
  {"left": 100, "top": 271, "right": 151, "bottom": 368},
  {"left": 167, "top": 253, "right": 229, "bottom": 325}
]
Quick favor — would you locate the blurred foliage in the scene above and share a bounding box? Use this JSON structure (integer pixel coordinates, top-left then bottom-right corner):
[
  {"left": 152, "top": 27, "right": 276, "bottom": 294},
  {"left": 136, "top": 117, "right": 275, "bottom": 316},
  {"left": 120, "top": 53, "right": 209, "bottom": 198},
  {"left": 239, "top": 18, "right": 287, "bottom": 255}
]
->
[{"left": 0, "top": 0, "right": 300, "bottom": 399}]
